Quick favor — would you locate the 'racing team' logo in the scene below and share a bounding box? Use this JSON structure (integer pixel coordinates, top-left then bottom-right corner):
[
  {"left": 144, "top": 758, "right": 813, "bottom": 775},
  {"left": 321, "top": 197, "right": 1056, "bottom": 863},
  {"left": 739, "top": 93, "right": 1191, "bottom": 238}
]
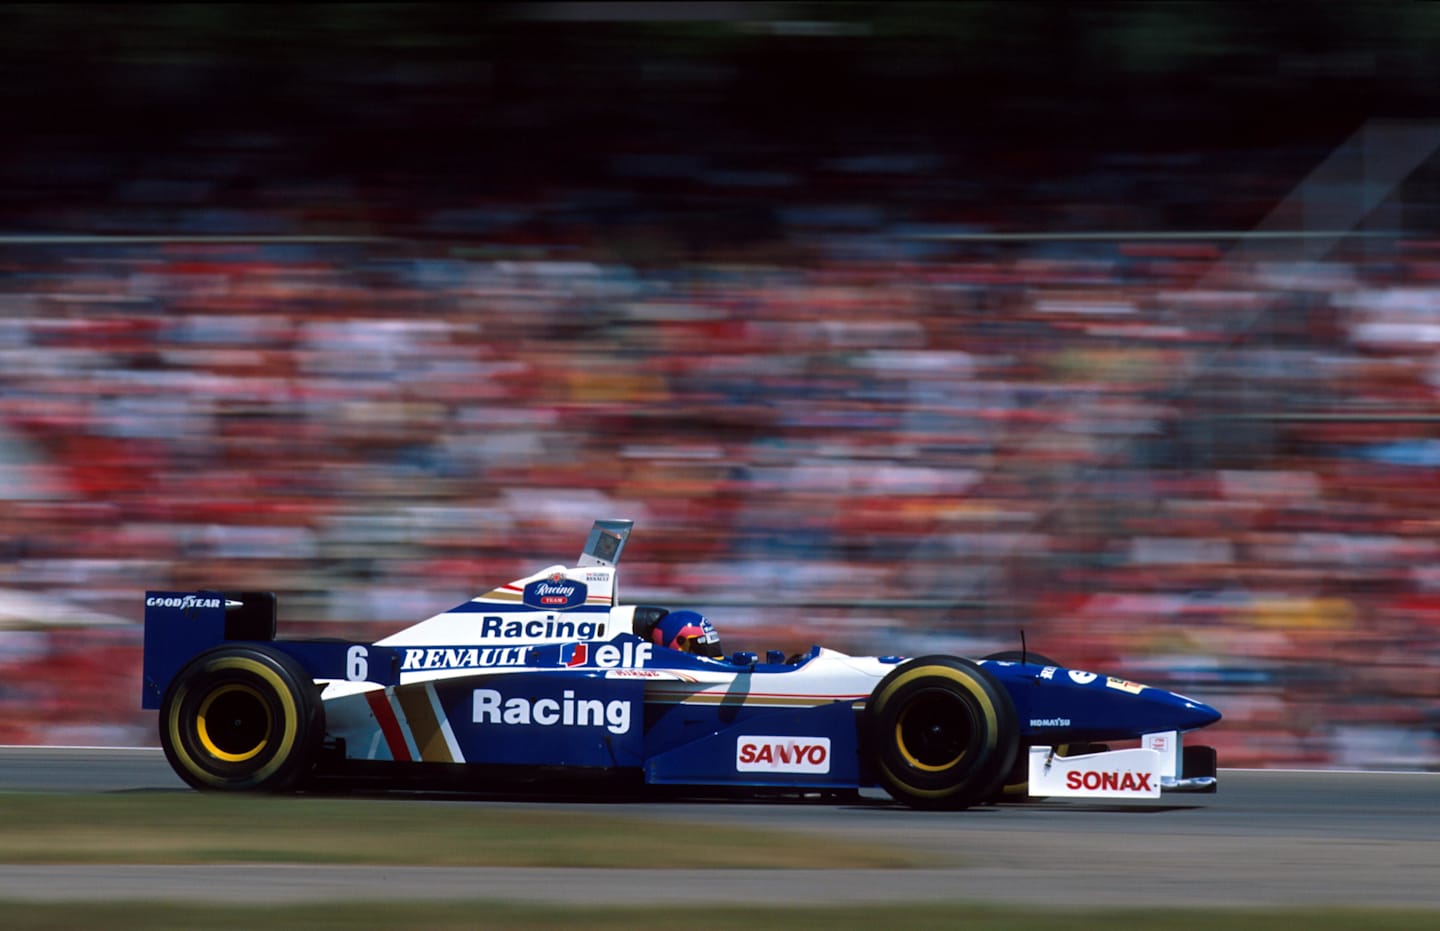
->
[{"left": 522, "top": 573, "right": 588, "bottom": 610}]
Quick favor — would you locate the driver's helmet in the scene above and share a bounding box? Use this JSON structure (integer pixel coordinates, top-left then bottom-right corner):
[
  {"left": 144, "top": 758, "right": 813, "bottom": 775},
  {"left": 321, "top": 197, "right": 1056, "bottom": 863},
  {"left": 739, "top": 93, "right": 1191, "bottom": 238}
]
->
[{"left": 651, "top": 609, "right": 722, "bottom": 658}]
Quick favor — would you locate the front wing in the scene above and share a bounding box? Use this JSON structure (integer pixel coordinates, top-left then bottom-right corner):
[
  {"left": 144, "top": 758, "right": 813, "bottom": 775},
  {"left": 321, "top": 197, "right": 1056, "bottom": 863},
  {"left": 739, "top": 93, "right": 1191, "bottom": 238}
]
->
[{"left": 1027, "top": 731, "right": 1218, "bottom": 799}]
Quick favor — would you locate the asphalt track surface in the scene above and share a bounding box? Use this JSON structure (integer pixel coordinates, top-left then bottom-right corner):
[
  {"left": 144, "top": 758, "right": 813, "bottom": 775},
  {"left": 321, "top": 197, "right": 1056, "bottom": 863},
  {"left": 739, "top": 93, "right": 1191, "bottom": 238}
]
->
[{"left": 1, "top": 747, "right": 1437, "bottom": 908}]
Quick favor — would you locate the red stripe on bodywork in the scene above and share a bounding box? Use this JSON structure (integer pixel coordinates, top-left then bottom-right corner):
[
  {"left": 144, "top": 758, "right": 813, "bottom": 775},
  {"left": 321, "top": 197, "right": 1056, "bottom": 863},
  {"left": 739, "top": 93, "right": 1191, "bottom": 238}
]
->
[{"left": 365, "top": 689, "right": 412, "bottom": 762}]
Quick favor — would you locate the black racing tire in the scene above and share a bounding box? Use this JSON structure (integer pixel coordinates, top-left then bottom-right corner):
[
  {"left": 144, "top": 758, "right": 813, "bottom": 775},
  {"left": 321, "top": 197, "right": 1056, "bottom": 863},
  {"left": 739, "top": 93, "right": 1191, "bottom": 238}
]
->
[
  {"left": 982, "top": 650, "right": 1063, "bottom": 802},
  {"left": 159, "top": 644, "right": 323, "bottom": 792},
  {"left": 867, "top": 656, "right": 1019, "bottom": 811},
  {"left": 1183, "top": 745, "right": 1219, "bottom": 792}
]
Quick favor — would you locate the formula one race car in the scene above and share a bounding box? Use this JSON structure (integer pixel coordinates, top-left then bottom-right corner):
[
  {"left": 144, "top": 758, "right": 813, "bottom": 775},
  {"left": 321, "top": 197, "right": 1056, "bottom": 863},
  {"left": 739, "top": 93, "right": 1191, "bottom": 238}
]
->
[{"left": 142, "top": 520, "right": 1221, "bottom": 810}]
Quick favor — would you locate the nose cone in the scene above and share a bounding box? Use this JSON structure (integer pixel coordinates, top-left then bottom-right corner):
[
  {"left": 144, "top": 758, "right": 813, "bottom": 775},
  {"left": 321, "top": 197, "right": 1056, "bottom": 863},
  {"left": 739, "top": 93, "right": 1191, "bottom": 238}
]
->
[
  {"left": 1173, "top": 693, "right": 1222, "bottom": 730},
  {"left": 1123, "top": 683, "right": 1223, "bottom": 737}
]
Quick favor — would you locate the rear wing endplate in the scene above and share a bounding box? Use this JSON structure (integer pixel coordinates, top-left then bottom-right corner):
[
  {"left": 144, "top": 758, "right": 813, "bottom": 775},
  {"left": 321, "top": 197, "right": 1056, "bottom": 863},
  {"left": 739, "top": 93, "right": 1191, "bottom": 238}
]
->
[{"left": 578, "top": 519, "right": 633, "bottom": 567}]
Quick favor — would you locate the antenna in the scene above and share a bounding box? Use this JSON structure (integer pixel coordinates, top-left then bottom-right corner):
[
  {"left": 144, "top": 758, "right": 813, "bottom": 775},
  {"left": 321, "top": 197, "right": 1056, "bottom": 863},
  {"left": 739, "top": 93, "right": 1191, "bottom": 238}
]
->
[{"left": 1021, "top": 629, "right": 1027, "bottom": 666}]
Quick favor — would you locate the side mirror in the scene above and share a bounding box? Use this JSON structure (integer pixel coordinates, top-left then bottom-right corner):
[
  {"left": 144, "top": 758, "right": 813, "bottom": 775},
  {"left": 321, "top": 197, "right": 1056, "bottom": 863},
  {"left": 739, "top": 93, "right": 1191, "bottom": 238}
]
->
[{"left": 729, "top": 651, "right": 759, "bottom": 667}]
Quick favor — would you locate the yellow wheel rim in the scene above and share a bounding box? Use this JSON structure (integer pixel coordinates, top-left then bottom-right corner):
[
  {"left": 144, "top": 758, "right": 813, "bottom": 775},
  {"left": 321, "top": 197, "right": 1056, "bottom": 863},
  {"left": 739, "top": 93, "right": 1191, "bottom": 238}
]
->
[
  {"left": 894, "top": 694, "right": 968, "bottom": 773},
  {"left": 196, "top": 683, "right": 271, "bottom": 763}
]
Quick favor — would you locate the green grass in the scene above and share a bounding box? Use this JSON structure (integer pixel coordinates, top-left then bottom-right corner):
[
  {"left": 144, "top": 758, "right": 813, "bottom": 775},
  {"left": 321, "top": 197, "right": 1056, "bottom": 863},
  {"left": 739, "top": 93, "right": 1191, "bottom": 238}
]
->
[
  {"left": 0, "top": 792, "right": 922, "bottom": 868},
  {"left": 0, "top": 903, "right": 1437, "bottom": 931},
  {"left": 5, "top": 793, "right": 1434, "bottom": 927}
]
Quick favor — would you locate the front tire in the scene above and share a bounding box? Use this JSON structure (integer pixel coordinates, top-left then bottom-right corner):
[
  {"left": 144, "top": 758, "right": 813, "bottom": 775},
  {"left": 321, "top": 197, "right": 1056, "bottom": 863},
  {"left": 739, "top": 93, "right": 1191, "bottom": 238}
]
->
[
  {"left": 159, "top": 644, "right": 322, "bottom": 792},
  {"left": 867, "top": 656, "right": 1019, "bottom": 810},
  {"left": 983, "top": 650, "right": 1062, "bottom": 801}
]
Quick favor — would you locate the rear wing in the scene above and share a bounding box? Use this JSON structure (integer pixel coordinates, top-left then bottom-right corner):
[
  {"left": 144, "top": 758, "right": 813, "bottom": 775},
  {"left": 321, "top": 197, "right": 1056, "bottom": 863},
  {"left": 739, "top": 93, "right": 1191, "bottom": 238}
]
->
[
  {"left": 578, "top": 519, "right": 633, "bottom": 568},
  {"left": 142, "top": 590, "right": 402, "bottom": 709},
  {"left": 140, "top": 591, "right": 277, "bottom": 709},
  {"left": 144, "top": 520, "right": 636, "bottom": 708}
]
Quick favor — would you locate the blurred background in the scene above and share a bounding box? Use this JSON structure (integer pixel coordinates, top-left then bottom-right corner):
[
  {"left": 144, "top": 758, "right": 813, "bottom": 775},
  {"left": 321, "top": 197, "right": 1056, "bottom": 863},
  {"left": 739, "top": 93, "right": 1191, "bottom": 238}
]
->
[{"left": 1, "top": 3, "right": 1438, "bottom": 768}]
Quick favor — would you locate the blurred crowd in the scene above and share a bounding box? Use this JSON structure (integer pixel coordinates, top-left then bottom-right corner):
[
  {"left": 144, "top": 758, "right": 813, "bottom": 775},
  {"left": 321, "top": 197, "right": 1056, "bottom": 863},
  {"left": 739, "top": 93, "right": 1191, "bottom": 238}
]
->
[
  {"left": 3, "top": 228, "right": 1439, "bottom": 767},
  {"left": 2, "top": 4, "right": 1439, "bottom": 768}
]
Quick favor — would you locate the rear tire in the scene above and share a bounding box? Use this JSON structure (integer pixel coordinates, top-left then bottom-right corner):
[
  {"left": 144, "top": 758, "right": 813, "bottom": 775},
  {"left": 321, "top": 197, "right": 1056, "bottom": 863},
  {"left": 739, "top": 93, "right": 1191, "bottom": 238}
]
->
[
  {"left": 868, "top": 656, "right": 1019, "bottom": 810},
  {"left": 159, "top": 644, "right": 322, "bottom": 792}
]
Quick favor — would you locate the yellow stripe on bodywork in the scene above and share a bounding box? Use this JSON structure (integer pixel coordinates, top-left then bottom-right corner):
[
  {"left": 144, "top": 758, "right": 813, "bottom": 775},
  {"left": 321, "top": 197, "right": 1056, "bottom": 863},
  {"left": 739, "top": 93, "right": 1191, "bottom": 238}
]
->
[
  {"left": 648, "top": 691, "right": 851, "bottom": 708},
  {"left": 394, "top": 683, "right": 455, "bottom": 763}
]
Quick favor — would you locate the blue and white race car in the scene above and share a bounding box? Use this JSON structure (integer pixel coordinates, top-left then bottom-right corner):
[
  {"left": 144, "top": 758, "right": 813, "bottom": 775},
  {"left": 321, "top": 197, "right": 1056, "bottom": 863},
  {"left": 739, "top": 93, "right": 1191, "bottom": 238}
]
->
[{"left": 142, "top": 520, "right": 1220, "bottom": 809}]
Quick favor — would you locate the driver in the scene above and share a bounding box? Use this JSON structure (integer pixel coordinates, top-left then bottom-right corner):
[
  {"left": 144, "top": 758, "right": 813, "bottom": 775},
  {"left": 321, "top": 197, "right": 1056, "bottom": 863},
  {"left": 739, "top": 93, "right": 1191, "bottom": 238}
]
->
[{"left": 650, "top": 609, "right": 723, "bottom": 658}]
